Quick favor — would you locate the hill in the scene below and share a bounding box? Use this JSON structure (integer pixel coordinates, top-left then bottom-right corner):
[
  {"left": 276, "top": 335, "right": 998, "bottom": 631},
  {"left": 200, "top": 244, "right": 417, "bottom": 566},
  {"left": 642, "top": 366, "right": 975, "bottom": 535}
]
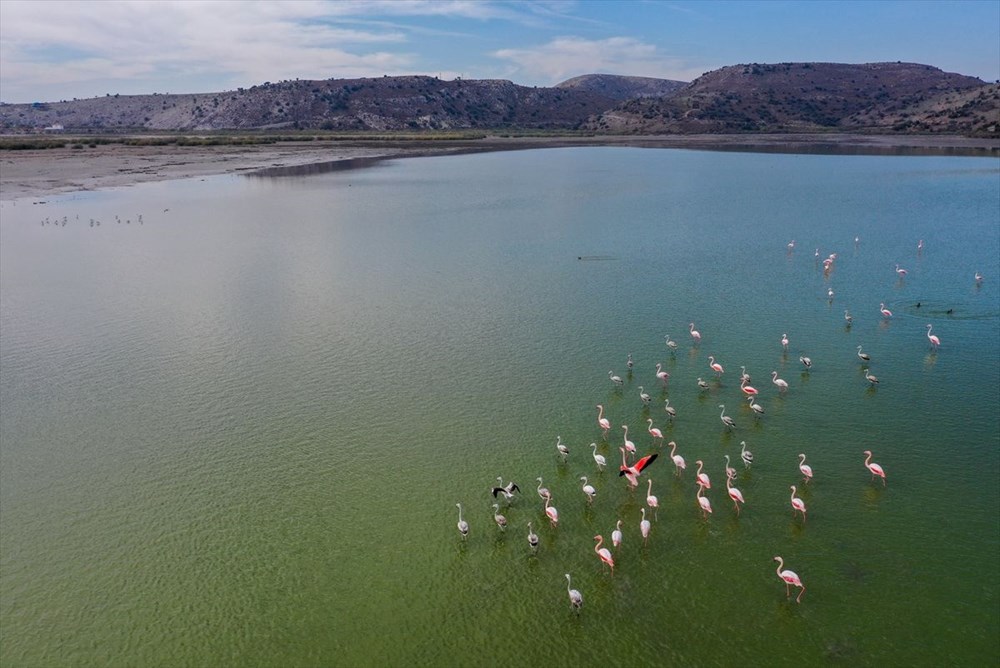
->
[
  {"left": 554, "top": 74, "right": 687, "bottom": 100},
  {"left": 586, "top": 62, "right": 997, "bottom": 135}
]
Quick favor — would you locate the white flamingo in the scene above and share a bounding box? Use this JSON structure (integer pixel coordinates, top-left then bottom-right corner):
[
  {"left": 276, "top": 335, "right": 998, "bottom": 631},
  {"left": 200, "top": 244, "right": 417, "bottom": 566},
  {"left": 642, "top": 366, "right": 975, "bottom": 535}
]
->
[
  {"left": 527, "top": 522, "right": 539, "bottom": 551},
  {"left": 580, "top": 476, "right": 597, "bottom": 504},
  {"left": 590, "top": 443, "right": 607, "bottom": 471},
  {"left": 646, "top": 418, "right": 663, "bottom": 443},
  {"left": 689, "top": 322, "right": 701, "bottom": 343},
  {"left": 455, "top": 503, "right": 469, "bottom": 539},
  {"left": 612, "top": 520, "right": 623, "bottom": 549},
  {"left": 926, "top": 324, "right": 941, "bottom": 350},
  {"left": 646, "top": 478, "right": 659, "bottom": 520},
  {"left": 798, "top": 454, "right": 813, "bottom": 484},
  {"left": 696, "top": 484, "right": 712, "bottom": 519},
  {"left": 640, "top": 508, "right": 651, "bottom": 544},
  {"left": 771, "top": 371, "right": 788, "bottom": 392},
  {"left": 740, "top": 441, "right": 754, "bottom": 469},
  {"left": 669, "top": 441, "right": 686, "bottom": 476},
  {"left": 727, "top": 475, "right": 745, "bottom": 515},
  {"left": 719, "top": 404, "right": 735, "bottom": 431},
  {"left": 565, "top": 573, "right": 583, "bottom": 611},
  {"left": 556, "top": 435, "right": 569, "bottom": 460},
  {"left": 622, "top": 424, "right": 636, "bottom": 458},
  {"left": 663, "top": 398, "right": 677, "bottom": 421}
]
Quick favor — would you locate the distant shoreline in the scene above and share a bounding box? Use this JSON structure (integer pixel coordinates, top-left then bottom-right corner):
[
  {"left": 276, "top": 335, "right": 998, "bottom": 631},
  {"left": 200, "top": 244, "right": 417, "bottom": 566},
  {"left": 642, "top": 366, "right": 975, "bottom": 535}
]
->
[{"left": 2, "top": 133, "right": 997, "bottom": 201}]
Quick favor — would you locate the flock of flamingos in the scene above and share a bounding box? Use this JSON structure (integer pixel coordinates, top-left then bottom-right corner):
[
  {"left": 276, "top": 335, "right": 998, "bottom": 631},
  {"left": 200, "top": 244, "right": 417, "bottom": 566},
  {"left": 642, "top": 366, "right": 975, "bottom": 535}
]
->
[{"left": 454, "top": 238, "right": 977, "bottom": 613}]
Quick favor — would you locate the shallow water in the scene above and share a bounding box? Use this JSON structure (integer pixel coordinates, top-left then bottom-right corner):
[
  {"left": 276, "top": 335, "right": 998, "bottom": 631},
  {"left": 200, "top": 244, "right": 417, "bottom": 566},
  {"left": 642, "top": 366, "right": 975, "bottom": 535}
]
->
[{"left": 1, "top": 147, "right": 998, "bottom": 666}]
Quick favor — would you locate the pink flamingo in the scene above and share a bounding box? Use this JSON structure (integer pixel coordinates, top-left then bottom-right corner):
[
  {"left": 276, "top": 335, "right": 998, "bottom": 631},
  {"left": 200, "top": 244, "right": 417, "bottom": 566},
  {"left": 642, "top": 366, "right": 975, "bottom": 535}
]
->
[
  {"left": 689, "top": 322, "right": 701, "bottom": 343},
  {"left": 781, "top": 333, "right": 789, "bottom": 351},
  {"left": 708, "top": 355, "right": 724, "bottom": 377},
  {"left": 726, "top": 474, "right": 745, "bottom": 515},
  {"left": 669, "top": 441, "right": 686, "bottom": 476},
  {"left": 612, "top": 520, "right": 623, "bottom": 549},
  {"left": 646, "top": 478, "right": 659, "bottom": 520},
  {"left": 655, "top": 362, "right": 670, "bottom": 385},
  {"left": 696, "top": 484, "right": 712, "bottom": 519},
  {"left": 622, "top": 424, "right": 636, "bottom": 458},
  {"left": 619, "top": 447, "right": 657, "bottom": 487},
  {"left": 646, "top": 418, "right": 663, "bottom": 443},
  {"left": 864, "top": 450, "right": 886, "bottom": 486},
  {"left": 771, "top": 370, "right": 788, "bottom": 392},
  {"left": 640, "top": 508, "right": 651, "bottom": 545},
  {"left": 774, "top": 556, "right": 805, "bottom": 603},
  {"left": 895, "top": 264, "right": 908, "bottom": 278},
  {"left": 695, "top": 460, "right": 712, "bottom": 489},
  {"left": 544, "top": 496, "right": 559, "bottom": 527},
  {"left": 879, "top": 302, "right": 893, "bottom": 318},
  {"left": 594, "top": 535, "right": 614, "bottom": 575},
  {"left": 740, "top": 378, "right": 759, "bottom": 396},
  {"left": 790, "top": 485, "right": 807, "bottom": 522},
  {"left": 926, "top": 324, "right": 940, "bottom": 350},
  {"left": 596, "top": 404, "right": 610, "bottom": 437},
  {"left": 798, "top": 454, "right": 813, "bottom": 484}
]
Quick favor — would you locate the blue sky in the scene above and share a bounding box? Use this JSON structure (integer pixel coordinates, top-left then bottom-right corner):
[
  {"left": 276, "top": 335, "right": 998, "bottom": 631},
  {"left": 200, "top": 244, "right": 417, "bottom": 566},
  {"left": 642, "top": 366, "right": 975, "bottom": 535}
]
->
[{"left": 1, "top": 0, "right": 997, "bottom": 103}]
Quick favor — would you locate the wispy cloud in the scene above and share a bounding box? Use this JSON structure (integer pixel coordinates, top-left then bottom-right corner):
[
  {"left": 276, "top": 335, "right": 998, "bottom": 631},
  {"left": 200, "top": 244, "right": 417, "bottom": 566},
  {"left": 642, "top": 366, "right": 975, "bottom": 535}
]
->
[{"left": 493, "top": 36, "right": 706, "bottom": 84}]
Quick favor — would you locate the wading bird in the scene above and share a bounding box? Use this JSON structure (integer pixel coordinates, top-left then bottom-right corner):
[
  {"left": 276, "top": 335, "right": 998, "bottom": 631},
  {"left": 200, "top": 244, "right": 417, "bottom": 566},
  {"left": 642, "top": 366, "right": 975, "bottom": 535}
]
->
[
  {"left": 695, "top": 460, "right": 711, "bottom": 489},
  {"left": 646, "top": 418, "right": 663, "bottom": 443},
  {"left": 556, "top": 436, "right": 569, "bottom": 460},
  {"left": 594, "top": 535, "right": 615, "bottom": 575},
  {"left": 697, "top": 377, "right": 710, "bottom": 391},
  {"left": 492, "top": 503, "right": 508, "bottom": 531},
  {"left": 655, "top": 363, "right": 670, "bottom": 385},
  {"left": 596, "top": 405, "right": 611, "bottom": 437},
  {"left": 646, "top": 478, "right": 659, "bottom": 520},
  {"left": 741, "top": 378, "right": 759, "bottom": 396},
  {"left": 622, "top": 424, "right": 636, "bottom": 458},
  {"left": 844, "top": 309, "right": 853, "bottom": 326},
  {"left": 696, "top": 484, "right": 712, "bottom": 519},
  {"left": 689, "top": 322, "right": 701, "bottom": 343},
  {"left": 492, "top": 477, "right": 520, "bottom": 502},
  {"left": 580, "top": 476, "right": 597, "bottom": 504},
  {"left": 456, "top": 503, "right": 469, "bottom": 540},
  {"left": 612, "top": 520, "right": 623, "bottom": 549},
  {"left": 857, "top": 345, "right": 870, "bottom": 362},
  {"left": 663, "top": 398, "right": 677, "bottom": 421},
  {"left": 590, "top": 443, "right": 607, "bottom": 471},
  {"left": 664, "top": 335, "right": 678, "bottom": 352},
  {"left": 565, "top": 574, "right": 582, "bottom": 612},
  {"left": 638, "top": 386, "right": 651, "bottom": 406},
  {"left": 774, "top": 556, "right": 805, "bottom": 603},
  {"left": 895, "top": 264, "right": 908, "bottom": 278},
  {"left": 536, "top": 477, "right": 552, "bottom": 501},
  {"left": 724, "top": 454, "right": 736, "bottom": 481},
  {"left": 747, "top": 394, "right": 765, "bottom": 418},
  {"left": 640, "top": 508, "right": 651, "bottom": 545},
  {"left": 790, "top": 486, "right": 807, "bottom": 522},
  {"left": 781, "top": 333, "right": 789, "bottom": 351},
  {"left": 864, "top": 450, "right": 886, "bottom": 486},
  {"left": 719, "top": 404, "right": 736, "bottom": 431},
  {"left": 727, "top": 475, "right": 745, "bottom": 515},
  {"left": 708, "top": 356, "right": 724, "bottom": 377},
  {"left": 799, "top": 355, "right": 812, "bottom": 370},
  {"left": 669, "top": 441, "right": 686, "bottom": 476},
  {"left": 771, "top": 371, "right": 789, "bottom": 392},
  {"left": 545, "top": 496, "right": 559, "bottom": 527},
  {"left": 741, "top": 441, "right": 754, "bottom": 469},
  {"left": 798, "top": 454, "right": 813, "bottom": 484},
  {"left": 879, "top": 302, "right": 893, "bottom": 319},
  {"left": 619, "top": 448, "right": 658, "bottom": 487},
  {"left": 608, "top": 370, "right": 624, "bottom": 388},
  {"left": 527, "top": 522, "right": 539, "bottom": 552},
  {"left": 626, "top": 352, "right": 634, "bottom": 371},
  {"left": 864, "top": 369, "right": 880, "bottom": 386},
  {"left": 926, "top": 324, "right": 941, "bottom": 350}
]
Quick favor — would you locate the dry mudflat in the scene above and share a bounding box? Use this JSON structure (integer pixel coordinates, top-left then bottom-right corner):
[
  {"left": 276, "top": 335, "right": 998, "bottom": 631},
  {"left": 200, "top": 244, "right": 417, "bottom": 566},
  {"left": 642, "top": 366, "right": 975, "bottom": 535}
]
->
[{"left": 2, "top": 134, "right": 997, "bottom": 201}]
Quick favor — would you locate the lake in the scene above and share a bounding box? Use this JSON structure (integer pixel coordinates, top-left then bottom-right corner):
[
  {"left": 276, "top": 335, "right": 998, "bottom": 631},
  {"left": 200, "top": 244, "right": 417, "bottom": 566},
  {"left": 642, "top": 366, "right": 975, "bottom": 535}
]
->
[{"left": 1, "top": 147, "right": 998, "bottom": 666}]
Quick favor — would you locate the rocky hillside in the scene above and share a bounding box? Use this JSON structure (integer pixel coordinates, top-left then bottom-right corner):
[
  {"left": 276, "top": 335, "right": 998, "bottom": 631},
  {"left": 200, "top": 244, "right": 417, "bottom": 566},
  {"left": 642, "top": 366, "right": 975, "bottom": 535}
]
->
[
  {"left": 586, "top": 62, "right": 997, "bottom": 135},
  {"left": 0, "top": 76, "right": 617, "bottom": 133},
  {"left": 554, "top": 74, "right": 687, "bottom": 100},
  {"left": 1, "top": 64, "right": 996, "bottom": 136}
]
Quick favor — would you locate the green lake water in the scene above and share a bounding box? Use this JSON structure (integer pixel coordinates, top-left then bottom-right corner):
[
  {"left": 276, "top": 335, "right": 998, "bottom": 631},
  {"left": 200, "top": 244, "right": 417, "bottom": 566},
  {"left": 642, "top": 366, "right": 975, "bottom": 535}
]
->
[{"left": 1, "top": 147, "right": 998, "bottom": 666}]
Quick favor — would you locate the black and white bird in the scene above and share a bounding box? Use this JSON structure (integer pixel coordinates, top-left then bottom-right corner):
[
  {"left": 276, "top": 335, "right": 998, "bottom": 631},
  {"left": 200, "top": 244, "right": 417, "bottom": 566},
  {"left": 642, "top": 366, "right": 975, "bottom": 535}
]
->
[
  {"left": 663, "top": 398, "right": 677, "bottom": 421},
  {"left": 455, "top": 503, "right": 469, "bottom": 540},
  {"left": 565, "top": 574, "right": 583, "bottom": 612},
  {"left": 719, "top": 404, "right": 736, "bottom": 431},
  {"left": 608, "top": 370, "right": 624, "bottom": 388},
  {"left": 492, "top": 477, "right": 520, "bottom": 501},
  {"left": 536, "top": 477, "right": 552, "bottom": 501},
  {"left": 580, "top": 476, "right": 597, "bottom": 504},
  {"left": 864, "top": 369, "right": 880, "bottom": 386},
  {"left": 527, "top": 522, "right": 539, "bottom": 551},
  {"left": 626, "top": 352, "right": 634, "bottom": 371},
  {"left": 697, "top": 377, "right": 710, "bottom": 391},
  {"left": 799, "top": 355, "right": 812, "bottom": 370},
  {"left": 857, "top": 345, "right": 870, "bottom": 362},
  {"left": 740, "top": 441, "right": 754, "bottom": 469},
  {"left": 555, "top": 436, "right": 569, "bottom": 460},
  {"left": 844, "top": 309, "right": 853, "bottom": 326},
  {"left": 747, "top": 394, "right": 765, "bottom": 418},
  {"left": 638, "top": 386, "right": 651, "bottom": 406}
]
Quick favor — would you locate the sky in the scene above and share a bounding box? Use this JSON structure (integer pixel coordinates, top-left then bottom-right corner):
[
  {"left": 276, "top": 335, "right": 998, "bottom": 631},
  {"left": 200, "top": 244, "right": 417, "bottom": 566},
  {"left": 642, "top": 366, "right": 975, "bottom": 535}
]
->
[{"left": 1, "top": 0, "right": 998, "bottom": 103}]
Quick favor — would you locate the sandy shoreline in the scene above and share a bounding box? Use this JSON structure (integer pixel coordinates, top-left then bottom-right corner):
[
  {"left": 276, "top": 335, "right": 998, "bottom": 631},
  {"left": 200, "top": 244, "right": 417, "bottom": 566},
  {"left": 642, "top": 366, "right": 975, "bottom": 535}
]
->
[{"left": 1, "top": 133, "right": 997, "bottom": 201}]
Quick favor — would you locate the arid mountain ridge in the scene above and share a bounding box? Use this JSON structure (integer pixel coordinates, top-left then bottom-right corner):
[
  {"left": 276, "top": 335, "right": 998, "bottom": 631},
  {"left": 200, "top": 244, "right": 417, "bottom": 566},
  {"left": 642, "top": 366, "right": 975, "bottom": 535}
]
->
[{"left": 1, "top": 62, "right": 997, "bottom": 136}]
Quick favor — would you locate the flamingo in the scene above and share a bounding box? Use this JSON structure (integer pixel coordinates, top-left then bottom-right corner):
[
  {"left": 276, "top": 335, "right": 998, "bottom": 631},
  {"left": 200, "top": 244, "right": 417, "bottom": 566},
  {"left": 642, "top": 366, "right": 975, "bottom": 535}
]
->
[
  {"left": 536, "top": 477, "right": 552, "bottom": 501},
  {"left": 456, "top": 503, "right": 469, "bottom": 539},
  {"left": 827, "top": 287, "right": 834, "bottom": 300},
  {"left": 556, "top": 435, "right": 569, "bottom": 460},
  {"left": 771, "top": 371, "right": 788, "bottom": 392},
  {"left": 856, "top": 345, "right": 870, "bottom": 362},
  {"left": 596, "top": 405, "right": 611, "bottom": 437},
  {"left": 622, "top": 424, "right": 636, "bottom": 458},
  {"left": 640, "top": 508, "right": 651, "bottom": 545},
  {"left": 727, "top": 474, "right": 745, "bottom": 515},
  {"left": 926, "top": 324, "right": 940, "bottom": 350},
  {"left": 740, "top": 366, "right": 752, "bottom": 384},
  {"left": 590, "top": 443, "right": 607, "bottom": 471},
  {"left": 798, "top": 454, "right": 813, "bottom": 484},
  {"left": 787, "top": 239, "right": 796, "bottom": 250},
  {"left": 740, "top": 441, "right": 754, "bottom": 469},
  {"left": 669, "top": 441, "right": 686, "bottom": 476},
  {"left": 863, "top": 450, "right": 886, "bottom": 486},
  {"left": 492, "top": 477, "right": 520, "bottom": 502},
  {"left": 612, "top": 520, "right": 623, "bottom": 549},
  {"left": 719, "top": 404, "right": 736, "bottom": 431},
  {"left": 565, "top": 574, "right": 583, "bottom": 611},
  {"left": 879, "top": 302, "right": 893, "bottom": 319},
  {"left": 695, "top": 460, "right": 711, "bottom": 489},
  {"left": 608, "top": 370, "right": 624, "bottom": 388},
  {"left": 646, "top": 478, "right": 659, "bottom": 520},
  {"left": 492, "top": 503, "right": 508, "bottom": 531},
  {"left": 747, "top": 394, "right": 765, "bottom": 418},
  {"left": 594, "top": 535, "right": 615, "bottom": 575},
  {"left": 697, "top": 377, "right": 710, "bottom": 391},
  {"left": 774, "top": 556, "right": 805, "bottom": 603},
  {"left": 664, "top": 335, "right": 678, "bottom": 352},
  {"left": 619, "top": 447, "right": 657, "bottom": 486},
  {"left": 917, "top": 239, "right": 924, "bottom": 252},
  {"left": 689, "top": 322, "right": 701, "bottom": 343},
  {"left": 781, "top": 333, "right": 789, "bottom": 351},
  {"left": 646, "top": 418, "right": 663, "bottom": 443},
  {"left": 724, "top": 454, "right": 736, "bottom": 481},
  {"left": 638, "top": 386, "right": 651, "bottom": 406},
  {"left": 663, "top": 398, "right": 677, "bottom": 421},
  {"left": 864, "top": 369, "right": 880, "bottom": 386},
  {"left": 626, "top": 352, "right": 634, "bottom": 371},
  {"left": 741, "top": 378, "right": 759, "bottom": 396},
  {"left": 527, "top": 522, "right": 539, "bottom": 551},
  {"left": 799, "top": 355, "right": 812, "bottom": 370},
  {"left": 580, "top": 476, "right": 597, "bottom": 504},
  {"left": 975, "top": 271, "right": 983, "bottom": 284},
  {"left": 895, "top": 264, "right": 908, "bottom": 278},
  {"left": 708, "top": 355, "right": 724, "bottom": 377},
  {"left": 696, "top": 484, "right": 712, "bottom": 519},
  {"left": 790, "top": 485, "right": 807, "bottom": 522},
  {"left": 844, "top": 309, "right": 853, "bottom": 326},
  {"left": 655, "top": 363, "right": 670, "bottom": 385},
  {"left": 544, "top": 496, "right": 559, "bottom": 527}
]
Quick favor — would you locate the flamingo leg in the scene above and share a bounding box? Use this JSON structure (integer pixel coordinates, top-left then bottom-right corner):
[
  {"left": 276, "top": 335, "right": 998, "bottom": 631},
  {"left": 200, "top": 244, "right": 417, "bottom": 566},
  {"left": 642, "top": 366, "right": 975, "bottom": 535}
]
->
[{"left": 796, "top": 585, "right": 805, "bottom": 603}]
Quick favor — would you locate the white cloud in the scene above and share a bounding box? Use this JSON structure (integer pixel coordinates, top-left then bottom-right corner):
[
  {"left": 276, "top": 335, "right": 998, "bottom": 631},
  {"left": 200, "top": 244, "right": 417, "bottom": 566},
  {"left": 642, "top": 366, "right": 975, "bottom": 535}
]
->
[{"left": 493, "top": 36, "right": 708, "bottom": 85}]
